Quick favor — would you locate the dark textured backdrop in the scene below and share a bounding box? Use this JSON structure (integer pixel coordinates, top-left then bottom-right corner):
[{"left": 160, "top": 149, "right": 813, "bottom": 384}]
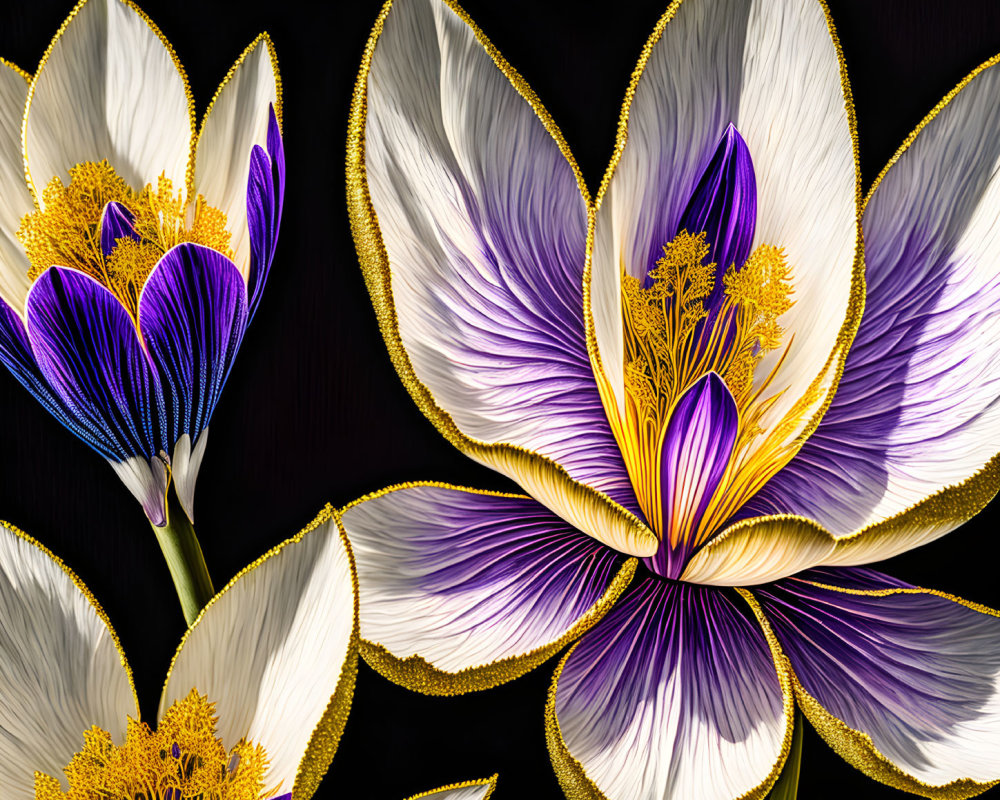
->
[{"left": 0, "top": 1, "right": 998, "bottom": 798}]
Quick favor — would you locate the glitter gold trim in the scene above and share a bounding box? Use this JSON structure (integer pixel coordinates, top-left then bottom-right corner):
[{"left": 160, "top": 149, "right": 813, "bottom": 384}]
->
[
  {"left": 345, "top": 0, "right": 658, "bottom": 559},
  {"left": 0, "top": 519, "right": 140, "bottom": 719},
  {"left": 582, "top": 0, "right": 866, "bottom": 515},
  {"left": 752, "top": 582, "right": 1000, "bottom": 798},
  {"left": 293, "top": 510, "right": 360, "bottom": 800},
  {"left": 544, "top": 587, "right": 794, "bottom": 800},
  {"left": 405, "top": 774, "right": 499, "bottom": 800},
  {"left": 192, "top": 31, "right": 283, "bottom": 197},
  {"left": 343, "top": 479, "right": 637, "bottom": 696},
  {"left": 21, "top": 0, "right": 197, "bottom": 203},
  {"left": 160, "top": 505, "right": 360, "bottom": 800},
  {"left": 680, "top": 513, "right": 835, "bottom": 586},
  {"left": 1, "top": 58, "right": 31, "bottom": 82},
  {"left": 823, "top": 452, "right": 1000, "bottom": 567},
  {"left": 794, "top": 675, "right": 997, "bottom": 800}
]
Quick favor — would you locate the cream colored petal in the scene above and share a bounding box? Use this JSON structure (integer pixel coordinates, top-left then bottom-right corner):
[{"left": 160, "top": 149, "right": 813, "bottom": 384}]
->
[
  {"left": 681, "top": 515, "right": 835, "bottom": 586},
  {"left": 405, "top": 775, "right": 498, "bottom": 800},
  {"left": 24, "top": 0, "right": 194, "bottom": 201},
  {"left": 194, "top": 34, "right": 280, "bottom": 280},
  {"left": 0, "top": 61, "right": 33, "bottom": 313},
  {"left": 159, "top": 507, "right": 358, "bottom": 800},
  {"left": 0, "top": 521, "right": 137, "bottom": 799},
  {"left": 348, "top": 0, "right": 656, "bottom": 558}
]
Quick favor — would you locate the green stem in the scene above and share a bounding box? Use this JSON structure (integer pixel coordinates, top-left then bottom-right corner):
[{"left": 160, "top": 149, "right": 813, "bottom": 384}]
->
[
  {"left": 766, "top": 709, "right": 804, "bottom": 800},
  {"left": 151, "top": 490, "right": 215, "bottom": 625}
]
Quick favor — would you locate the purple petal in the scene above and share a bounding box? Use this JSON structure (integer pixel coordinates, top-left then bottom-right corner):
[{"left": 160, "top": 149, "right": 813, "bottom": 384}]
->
[
  {"left": 755, "top": 567, "right": 1000, "bottom": 786},
  {"left": 340, "top": 484, "right": 630, "bottom": 682},
  {"left": 362, "top": 0, "right": 638, "bottom": 517},
  {"left": 0, "top": 294, "right": 101, "bottom": 451},
  {"left": 552, "top": 575, "right": 787, "bottom": 799},
  {"left": 246, "top": 104, "right": 284, "bottom": 320},
  {"left": 671, "top": 122, "right": 756, "bottom": 290},
  {"left": 646, "top": 372, "right": 738, "bottom": 579},
  {"left": 139, "top": 244, "right": 248, "bottom": 445},
  {"left": 99, "top": 201, "right": 140, "bottom": 259},
  {"left": 25, "top": 267, "right": 164, "bottom": 462}
]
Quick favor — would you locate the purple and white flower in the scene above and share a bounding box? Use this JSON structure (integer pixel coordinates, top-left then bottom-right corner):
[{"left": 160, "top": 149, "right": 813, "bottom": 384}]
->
[
  {"left": 0, "top": 0, "right": 284, "bottom": 526},
  {"left": 345, "top": 0, "right": 1000, "bottom": 797}
]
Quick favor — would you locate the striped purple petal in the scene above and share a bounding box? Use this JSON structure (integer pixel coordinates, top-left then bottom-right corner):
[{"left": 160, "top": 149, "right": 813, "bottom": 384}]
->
[
  {"left": 672, "top": 122, "right": 756, "bottom": 294},
  {"left": 99, "top": 201, "right": 140, "bottom": 259},
  {"left": 138, "top": 243, "right": 249, "bottom": 520},
  {"left": 246, "top": 104, "right": 284, "bottom": 320},
  {"left": 340, "top": 483, "right": 630, "bottom": 685},
  {"left": 551, "top": 575, "right": 788, "bottom": 800},
  {"left": 645, "top": 372, "right": 738, "bottom": 579},
  {"left": 25, "top": 267, "right": 165, "bottom": 463},
  {"left": 0, "top": 295, "right": 95, "bottom": 448},
  {"left": 754, "top": 567, "right": 1000, "bottom": 788}
]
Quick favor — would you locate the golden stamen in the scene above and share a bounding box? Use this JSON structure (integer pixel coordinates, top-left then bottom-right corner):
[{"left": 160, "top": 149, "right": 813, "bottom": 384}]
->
[{"left": 34, "top": 690, "right": 283, "bottom": 800}]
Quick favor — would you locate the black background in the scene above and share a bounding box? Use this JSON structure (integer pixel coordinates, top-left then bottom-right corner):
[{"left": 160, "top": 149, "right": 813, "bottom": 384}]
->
[{"left": 0, "top": 0, "right": 998, "bottom": 798}]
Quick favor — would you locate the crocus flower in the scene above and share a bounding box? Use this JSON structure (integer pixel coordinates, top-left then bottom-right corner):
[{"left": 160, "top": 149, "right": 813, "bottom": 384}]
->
[
  {"left": 0, "top": 506, "right": 356, "bottom": 800},
  {"left": 0, "top": 0, "right": 284, "bottom": 527},
  {"left": 345, "top": 0, "right": 1000, "bottom": 798}
]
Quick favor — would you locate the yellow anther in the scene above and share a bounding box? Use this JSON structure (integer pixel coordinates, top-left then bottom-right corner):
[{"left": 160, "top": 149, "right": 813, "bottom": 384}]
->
[
  {"left": 613, "top": 230, "right": 799, "bottom": 546},
  {"left": 34, "top": 690, "right": 283, "bottom": 800},
  {"left": 18, "top": 161, "right": 233, "bottom": 319}
]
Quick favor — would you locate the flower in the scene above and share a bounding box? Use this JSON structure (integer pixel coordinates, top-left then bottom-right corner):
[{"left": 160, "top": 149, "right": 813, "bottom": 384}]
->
[
  {"left": 345, "top": 0, "right": 1000, "bottom": 798},
  {"left": 0, "top": 507, "right": 356, "bottom": 800},
  {"left": 0, "top": 0, "right": 284, "bottom": 526}
]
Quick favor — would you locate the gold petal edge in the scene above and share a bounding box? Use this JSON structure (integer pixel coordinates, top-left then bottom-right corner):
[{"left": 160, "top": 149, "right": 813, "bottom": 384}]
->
[
  {"left": 344, "top": 478, "right": 637, "bottom": 696},
  {"left": 544, "top": 588, "right": 795, "bottom": 800},
  {"left": 404, "top": 774, "right": 499, "bottom": 800},
  {"left": 750, "top": 582, "right": 1000, "bottom": 798},
  {"left": 345, "top": 0, "right": 656, "bottom": 558},
  {"left": 694, "top": 449, "right": 1000, "bottom": 585},
  {"left": 21, "top": 0, "right": 197, "bottom": 203},
  {"left": 0, "top": 518, "right": 139, "bottom": 718},
  {"left": 794, "top": 676, "right": 998, "bottom": 800},
  {"left": 191, "top": 30, "right": 283, "bottom": 197},
  {"left": 159, "top": 505, "right": 360, "bottom": 800},
  {"left": 0, "top": 58, "right": 31, "bottom": 81}
]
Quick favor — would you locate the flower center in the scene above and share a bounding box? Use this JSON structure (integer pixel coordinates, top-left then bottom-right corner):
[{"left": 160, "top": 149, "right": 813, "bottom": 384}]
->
[
  {"left": 618, "top": 230, "right": 795, "bottom": 547},
  {"left": 18, "top": 161, "right": 233, "bottom": 319},
  {"left": 33, "top": 689, "right": 287, "bottom": 800}
]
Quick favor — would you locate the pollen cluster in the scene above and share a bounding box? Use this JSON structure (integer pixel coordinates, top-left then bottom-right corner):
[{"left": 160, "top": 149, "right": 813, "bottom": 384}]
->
[
  {"left": 615, "top": 230, "right": 797, "bottom": 545},
  {"left": 33, "top": 690, "right": 283, "bottom": 800},
  {"left": 18, "top": 161, "right": 233, "bottom": 318}
]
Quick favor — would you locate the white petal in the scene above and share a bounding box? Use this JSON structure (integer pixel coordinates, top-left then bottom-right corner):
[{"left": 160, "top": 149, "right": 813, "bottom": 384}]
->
[
  {"left": 194, "top": 35, "right": 279, "bottom": 279},
  {"left": 0, "top": 522, "right": 136, "bottom": 799},
  {"left": 340, "top": 483, "right": 635, "bottom": 692},
  {"left": 24, "top": 0, "right": 193, "bottom": 200},
  {"left": 590, "top": 0, "right": 858, "bottom": 446},
  {"left": 109, "top": 454, "right": 168, "bottom": 527},
  {"left": 170, "top": 429, "right": 208, "bottom": 524},
  {"left": 746, "top": 57, "right": 1000, "bottom": 566},
  {"left": 0, "top": 61, "right": 33, "bottom": 313},
  {"left": 405, "top": 775, "right": 498, "bottom": 800},
  {"left": 159, "top": 508, "right": 357, "bottom": 799}
]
